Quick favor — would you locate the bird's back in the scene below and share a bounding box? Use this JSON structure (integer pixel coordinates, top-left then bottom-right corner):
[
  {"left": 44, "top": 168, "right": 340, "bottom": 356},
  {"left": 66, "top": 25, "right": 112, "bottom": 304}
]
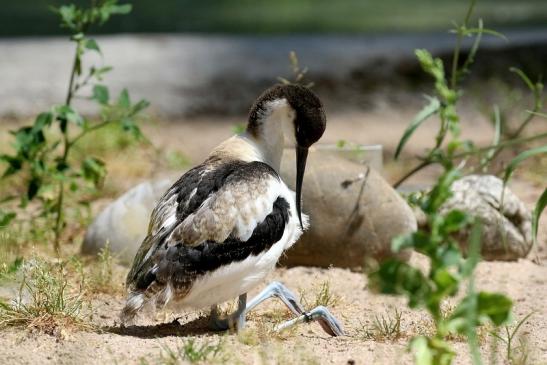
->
[{"left": 122, "top": 145, "right": 304, "bottom": 323}]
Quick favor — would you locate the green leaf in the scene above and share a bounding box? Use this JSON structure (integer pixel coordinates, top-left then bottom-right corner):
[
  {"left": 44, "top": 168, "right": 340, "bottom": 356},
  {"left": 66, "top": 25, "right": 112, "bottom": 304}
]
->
[
  {"left": 32, "top": 112, "right": 53, "bottom": 133},
  {"left": 410, "top": 337, "right": 433, "bottom": 365},
  {"left": 54, "top": 105, "right": 84, "bottom": 127},
  {"left": 433, "top": 268, "right": 458, "bottom": 295},
  {"left": 410, "top": 336, "right": 454, "bottom": 365},
  {"left": 121, "top": 118, "right": 143, "bottom": 140},
  {"left": 441, "top": 209, "right": 469, "bottom": 234},
  {"left": 368, "top": 259, "right": 431, "bottom": 308},
  {"left": 503, "top": 145, "right": 547, "bottom": 185},
  {"left": 532, "top": 187, "right": 547, "bottom": 249},
  {"left": 423, "top": 169, "right": 461, "bottom": 213},
  {"left": 438, "top": 244, "right": 462, "bottom": 267},
  {"left": 0, "top": 209, "right": 16, "bottom": 228},
  {"left": 56, "top": 4, "right": 78, "bottom": 30},
  {"left": 395, "top": 96, "right": 440, "bottom": 159},
  {"left": 477, "top": 292, "right": 512, "bottom": 325},
  {"left": 510, "top": 67, "right": 536, "bottom": 92},
  {"left": 0, "top": 154, "right": 23, "bottom": 177},
  {"left": 92, "top": 85, "right": 110, "bottom": 105},
  {"left": 118, "top": 89, "right": 130, "bottom": 108},
  {"left": 131, "top": 99, "right": 150, "bottom": 115},
  {"left": 82, "top": 157, "right": 106, "bottom": 188},
  {"left": 392, "top": 231, "right": 433, "bottom": 254},
  {"left": 91, "top": 66, "right": 113, "bottom": 81},
  {"left": 85, "top": 38, "right": 101, "bottom": 54},
  {"left": 27, "top": 176, "right": 41, "bottom": 200}
]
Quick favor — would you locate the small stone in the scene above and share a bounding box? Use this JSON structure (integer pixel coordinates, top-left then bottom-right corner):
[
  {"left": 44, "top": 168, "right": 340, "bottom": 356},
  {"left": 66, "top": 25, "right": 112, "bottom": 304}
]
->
[
  {"left": 279, "top": 149, "right": 416, "bottom": 268},
  {"left": 81, "top": 179, "right": 172, "bottom": 264},
  {"left": 439, "top": 174, "right": 532, "bottom": 261}
]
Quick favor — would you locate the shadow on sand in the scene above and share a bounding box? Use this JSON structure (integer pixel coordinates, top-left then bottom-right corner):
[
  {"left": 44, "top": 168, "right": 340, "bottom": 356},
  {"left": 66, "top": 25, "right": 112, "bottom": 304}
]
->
[{"left": 103, "top": 316, "right": 218, "bottom": 339}]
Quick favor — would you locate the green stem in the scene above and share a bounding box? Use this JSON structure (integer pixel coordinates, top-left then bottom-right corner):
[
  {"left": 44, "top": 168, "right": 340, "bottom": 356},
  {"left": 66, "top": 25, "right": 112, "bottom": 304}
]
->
[
  {"left": 393, "top": 132, "right": 547, "bottom": 188},
  {"left": 450, "top": 0, "right": 476, "bottom": 89},
  {"left": 54, "top": 41, "right": 80, "bottom": 251},
  {"left": 393, "top": 160, "right": 434, "bottom": 188},
  {"left": 69, "top": 121, "right": 110, "bottom": 148}
]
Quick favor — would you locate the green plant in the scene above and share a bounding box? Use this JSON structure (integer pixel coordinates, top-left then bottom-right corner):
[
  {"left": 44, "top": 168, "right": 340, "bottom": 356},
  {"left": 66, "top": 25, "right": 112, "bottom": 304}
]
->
[
  {"left": 0, "top": 0, "right": 149, "bottom": 251},
  {"left": 0, "top": 229, "right": 23, "bottom": 281},
  {"left": 393, "top": 0, "right": 547, "bottom": 188},
  {"left": 87, "top": 242, "right": 121, "bottom": 294},
  {"left": 489, "top": 313, "right": 534, "bottom": 365},
  {"left": 359, "top": 308, "right": 403, "bottom": 341},
  {"left": 369, "top": 3, "right": 514, "bottom": 364},
  {"left": 0, "top": 258, "right": 91, "bottom": 335},
  {"left": 149, "top": 338, "right": 224, "bottom": 364},
  {"left": 300, "top": 280, "right": 340, "bottom": 309}
]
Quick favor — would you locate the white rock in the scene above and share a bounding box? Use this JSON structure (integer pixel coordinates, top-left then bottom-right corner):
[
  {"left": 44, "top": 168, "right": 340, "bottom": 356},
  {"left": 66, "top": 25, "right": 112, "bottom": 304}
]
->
[
  {"left": 439, "top": 175, "right": 532, "bottom": 261},
  {"left": 81, "top": 179, "right": 172, "bottom": 264}
]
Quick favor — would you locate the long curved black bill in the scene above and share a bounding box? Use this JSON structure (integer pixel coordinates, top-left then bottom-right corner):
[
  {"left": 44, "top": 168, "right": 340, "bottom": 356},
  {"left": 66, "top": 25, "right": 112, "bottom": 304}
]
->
[{"left": 295, "top": 145, "right": 309, "bottom": 229}]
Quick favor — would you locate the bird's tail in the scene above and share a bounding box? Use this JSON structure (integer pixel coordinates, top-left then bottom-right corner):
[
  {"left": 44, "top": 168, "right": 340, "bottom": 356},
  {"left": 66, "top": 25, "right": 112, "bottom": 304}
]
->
[
  {"left": 120, "top": 283, "right": 174, "bottom": 325},
  {"left": 120, "top": 291, "right": 146, "bottom": 325}
]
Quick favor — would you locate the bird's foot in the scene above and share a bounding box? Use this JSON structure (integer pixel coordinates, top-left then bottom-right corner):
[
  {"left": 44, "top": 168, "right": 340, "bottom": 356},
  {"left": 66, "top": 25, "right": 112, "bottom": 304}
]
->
[
  {"left": 209, "top": 294, "right": 247, "bottom": 332},
  {"left": 274, "top": 305, "right": 345, "bottom": 336},
  {"left": 246, "top": 281, "right": 344, "bottom": 337}
]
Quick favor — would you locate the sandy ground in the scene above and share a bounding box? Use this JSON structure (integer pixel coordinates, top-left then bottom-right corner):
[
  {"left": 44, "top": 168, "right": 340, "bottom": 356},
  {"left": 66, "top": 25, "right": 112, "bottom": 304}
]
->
[{"left": 0, "top": 109, "right": 546, "bottom": 365}]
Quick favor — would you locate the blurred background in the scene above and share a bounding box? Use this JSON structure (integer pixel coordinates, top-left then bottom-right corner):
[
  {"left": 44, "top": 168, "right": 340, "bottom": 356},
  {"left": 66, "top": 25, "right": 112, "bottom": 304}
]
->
[{"left": 2, "top": 0, "right": 547, "bottom": 118}]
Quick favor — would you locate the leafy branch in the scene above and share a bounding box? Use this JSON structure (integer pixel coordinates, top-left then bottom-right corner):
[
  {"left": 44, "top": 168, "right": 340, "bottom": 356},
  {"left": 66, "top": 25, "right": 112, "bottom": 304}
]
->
[{"left": 0, "top": 1, "right": 149, "bottom": 251}]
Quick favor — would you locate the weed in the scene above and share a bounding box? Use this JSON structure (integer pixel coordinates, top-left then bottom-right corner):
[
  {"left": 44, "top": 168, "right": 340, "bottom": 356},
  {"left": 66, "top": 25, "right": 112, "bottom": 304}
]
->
[
  {"left": 86, "top": 242, "right": 122, "bottom": 295},
  {"left": 0, "top": 258, "right": 91, "bottom": 336},
  {"left": 277, "top": 51, "right": 314, "bottom": 88},
  {"left": 147, "top": 338, "right": 224, "bottom": 364},
  {"left": 489, "top": 313, "right": 534, "bottom": 365},
  {"left": 300, "top": 280, "right": 340, "bottom": 309},
  {"left": 369, "top": 2, "right": 514, "bottom": 364},
  {"left": 358, "top": 308, "right": 403, "bottom": 341},
  {"left": 0, "top": 229, "right": 23, "bottom": 281},
  {"left": 0, "top": 1, "right": 149, "bottom": 250}
]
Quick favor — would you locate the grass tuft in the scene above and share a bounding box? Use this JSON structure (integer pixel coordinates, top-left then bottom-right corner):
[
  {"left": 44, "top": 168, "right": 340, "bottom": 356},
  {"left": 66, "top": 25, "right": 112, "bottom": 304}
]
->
[
  {"left": 140, "top": 338, "right": 224, "bottom": 365},
  {"left": 358, "top": 308, "right": 403, "bottom": 341},
  {"left": 300, "top": 280, "right": 340, "bottom": 309},
  {"left": 0, "top": 258, "right": 92, "bottom": 336}
]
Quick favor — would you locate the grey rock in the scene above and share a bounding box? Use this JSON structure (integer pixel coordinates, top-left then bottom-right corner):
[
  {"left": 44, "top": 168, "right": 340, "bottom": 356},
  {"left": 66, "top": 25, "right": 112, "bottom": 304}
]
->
[
  {"left": 82, "top": 149, "right": 417, "bottom": 268},
  {"left": 81, "top": 179, "right": 172, "bottom": 264},
  {"left": 439, "top": 174, "right": 532, "bottom": 261},
  {"left": 279, "top": 149, "right": 416, "bottom": 268}
]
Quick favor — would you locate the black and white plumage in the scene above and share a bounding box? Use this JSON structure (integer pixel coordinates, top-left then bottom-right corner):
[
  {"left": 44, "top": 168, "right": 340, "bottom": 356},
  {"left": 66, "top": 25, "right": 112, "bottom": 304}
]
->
[{"left": 121, "top": 84, "right": 343, "bottom": 336}]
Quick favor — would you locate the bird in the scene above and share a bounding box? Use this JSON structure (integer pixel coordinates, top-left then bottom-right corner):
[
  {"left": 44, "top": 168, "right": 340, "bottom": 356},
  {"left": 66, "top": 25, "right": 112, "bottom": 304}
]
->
[{"left": 120, "top": 84, "right": 343, "bottom": 336}]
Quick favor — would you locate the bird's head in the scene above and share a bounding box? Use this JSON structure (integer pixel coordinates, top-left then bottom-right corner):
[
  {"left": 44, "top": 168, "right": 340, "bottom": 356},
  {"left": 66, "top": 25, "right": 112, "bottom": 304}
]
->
[{"left": 247, "top": 84, "right": 326, "bottom": 228}]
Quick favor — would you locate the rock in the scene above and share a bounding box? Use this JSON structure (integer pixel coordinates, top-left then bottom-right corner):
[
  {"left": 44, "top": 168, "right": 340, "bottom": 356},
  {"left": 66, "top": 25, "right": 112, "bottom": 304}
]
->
[
  {"left": 82, "top": 149, "right": 417, "bottom": 268},
  {"left": 279, "top": 149, "right": 416, "bottom": 268},
  {"left": 439, "top": 175, "right": 532, "bottom": 261},
  {"left": 81, "top": 179, "right": 172, "bottom": 264}
]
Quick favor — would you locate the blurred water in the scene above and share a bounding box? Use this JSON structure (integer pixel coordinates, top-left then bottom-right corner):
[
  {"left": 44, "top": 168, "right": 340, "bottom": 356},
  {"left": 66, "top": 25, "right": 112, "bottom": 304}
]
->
[{"left": 0, "top": 29, "right": 546, "bottom": 117}]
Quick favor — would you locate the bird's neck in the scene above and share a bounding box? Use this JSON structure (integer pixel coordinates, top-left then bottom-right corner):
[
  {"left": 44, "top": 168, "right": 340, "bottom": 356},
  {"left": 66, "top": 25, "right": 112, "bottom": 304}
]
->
[{"left": 245, "top": 99, "right": 295, "bottom": 172}]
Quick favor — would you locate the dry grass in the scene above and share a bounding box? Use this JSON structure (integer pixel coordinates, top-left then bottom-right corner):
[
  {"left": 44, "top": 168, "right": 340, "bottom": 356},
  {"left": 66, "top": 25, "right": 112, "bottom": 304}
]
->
[
  {"left": 85, "top": 243, "right": 125, "bottom": 295},
  {"left": 357, "top": 307, "right": 404, "bottom": 342},
  {"left": 0, "top": 257, "right": 93, "bottom": 337},
  {"left": 139, "top": 338, "right": 225, "bottom": 365},
  {"left": 299, "top": 279, "right": 341, "bottom": 309}
]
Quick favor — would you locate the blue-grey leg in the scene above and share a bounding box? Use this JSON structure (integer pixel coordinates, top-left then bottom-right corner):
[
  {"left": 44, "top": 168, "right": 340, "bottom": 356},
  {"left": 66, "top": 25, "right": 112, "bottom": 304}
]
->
[
  {"left": 244, "top": 281, "right": 344, "bottom": 337},
  {"left": 274, "top": 305, "right": 345, "bottom": 337},
  {"left": 209, "top": 282, "right": 344, "bottom": 336},
  {"left": 209, "top": 293, "right": 247, "bottom": 331},
  {"left": 245, "top": 281, "right": 305, "bottom": 316}
]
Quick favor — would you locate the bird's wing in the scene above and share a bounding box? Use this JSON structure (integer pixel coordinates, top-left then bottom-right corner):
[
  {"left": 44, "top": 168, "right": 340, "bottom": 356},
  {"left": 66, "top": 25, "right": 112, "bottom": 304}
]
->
[{"left": 126, "top": 160, "right": 291, "bottom": 290}]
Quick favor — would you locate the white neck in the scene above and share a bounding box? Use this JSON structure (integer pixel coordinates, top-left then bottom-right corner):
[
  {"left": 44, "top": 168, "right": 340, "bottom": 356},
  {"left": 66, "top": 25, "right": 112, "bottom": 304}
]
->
[{"left": 246, "top": 99, "right": 295, "bottom": 171}]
